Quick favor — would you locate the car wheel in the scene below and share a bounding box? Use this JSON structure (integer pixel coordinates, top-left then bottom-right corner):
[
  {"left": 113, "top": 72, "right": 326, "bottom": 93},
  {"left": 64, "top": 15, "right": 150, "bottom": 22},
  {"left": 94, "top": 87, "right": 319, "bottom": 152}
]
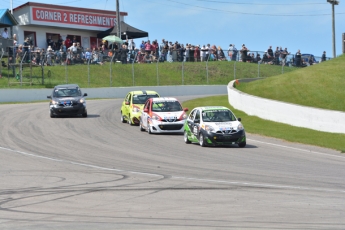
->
[
  {"left": 50, "top": 111, "right": 55, "bottom": 118},
  {"left": 139, "top": 121, "right": 145, "bottom": 131},
  {"left": 127, "top": 115, "right": 133, "bottom": 125},
  {"left": 199, "top": 133, "right": 206, "bottom": 147},
  {"left": 184, "top": 131, "right": 191, "bottom": 144},
  {"left": 147, "top": 119, "right": 152, "bottom": 134},
  {"left": 121, "top": 112, "right": 126, "bottom": 123},
  {"left": 82, "top": 112, "right": 87, "bottom": 117},
  {"left": 238, "top": 141, "right": 246, "bottom": 148}
]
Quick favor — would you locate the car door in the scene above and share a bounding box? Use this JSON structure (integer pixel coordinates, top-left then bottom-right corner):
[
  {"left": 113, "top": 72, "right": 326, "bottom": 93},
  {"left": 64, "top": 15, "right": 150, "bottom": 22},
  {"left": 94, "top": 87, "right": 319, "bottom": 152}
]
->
[
  {"left": 186, "top": 109, "right": 199, "bottom": 141},
  {"left": 122, "top": 93, "right": 131, "bottom": 119},
  {"left": 141, "top": 99, "right": 151, "bottom": 128},
  {"left": 193, "top": 110, "right": 202, "bottom": 140}
]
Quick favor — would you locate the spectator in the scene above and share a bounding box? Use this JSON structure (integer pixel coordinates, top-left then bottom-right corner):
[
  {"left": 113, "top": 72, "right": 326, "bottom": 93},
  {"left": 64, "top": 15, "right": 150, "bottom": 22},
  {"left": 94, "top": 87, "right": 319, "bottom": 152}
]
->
[
  {"left": 262, "top": 51, "right": 269, "bottom": 64},
  {"left": 179, "top": 44, "right": 185, "bottom": 62},
  {"left": 281, "top": 48, "right": 290, "bottom": 66},
  {"left": 295, "top": 49, "right": 302, "bottom": 67},
  {"left": 240, "top": 44, "right": 249, "bottom": 62},
  {"left": 2, "top": 28, "right": 9, "bottom": 38},
  {"left": 228, "top": 44, "right": 233, "bottom": 61},
  {"left": 84, "top": 48, "right": 92, "bottom": 63},
  {"left": 120, "top": 44, "right": 129, "bottom": 64},
  {"left": 145, "top": 40, "right": 152, "bottom": 55},
  {"left": 205, "top": 44, "right": 211, "bottom": 61},
  {"left": 57, "top": 36, "right": 63, "bottom": 50},
  {"left": 200, "top": 45, "right": 207, "bottom": 62},
  {"left": 217, "top": 46, "right": 226, "bottom": 61},
  {"left": 232, "top": 45, "right": 238, "bottom": 61},
  {"left": 267, "top": 45, "right": 274, "bottom": 61},
  {"left": 194, "top": 45, "right": 200, "bottom": 62},
  {"left": 274, "top": 47, "right": 280, "bottom": 65},
  {"left": 47, "top": 35, "right": 54, "bottom": 48},
  {"left": 321, "top": 51, "right": 326, "bottom": 62}
]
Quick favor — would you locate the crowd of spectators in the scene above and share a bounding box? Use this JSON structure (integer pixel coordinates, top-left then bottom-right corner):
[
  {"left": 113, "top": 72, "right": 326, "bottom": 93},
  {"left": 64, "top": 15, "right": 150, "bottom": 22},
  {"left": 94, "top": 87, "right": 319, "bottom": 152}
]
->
[{"left": 7, "top": 31, "right": 328, "bottom": 67}]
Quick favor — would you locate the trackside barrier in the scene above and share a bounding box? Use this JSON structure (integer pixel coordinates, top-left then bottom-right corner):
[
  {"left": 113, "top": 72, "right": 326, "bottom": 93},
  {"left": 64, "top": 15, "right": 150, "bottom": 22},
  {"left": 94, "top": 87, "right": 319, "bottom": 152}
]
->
[{"left": 227, "top": 80, "right": 345, "bottom": 134}]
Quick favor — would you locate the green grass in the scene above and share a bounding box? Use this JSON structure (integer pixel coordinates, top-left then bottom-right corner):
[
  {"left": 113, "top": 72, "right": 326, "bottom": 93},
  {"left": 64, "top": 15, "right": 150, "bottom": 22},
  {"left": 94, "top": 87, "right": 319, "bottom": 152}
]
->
[
  {"left": 236, "top": 55, "right": 345, "bottom": 112},
  {"left": 182, "top": 95, "right": 345, "bottom": 153},
  {"left": 0, "top": 60, "right": 297, "bottom": 88}
]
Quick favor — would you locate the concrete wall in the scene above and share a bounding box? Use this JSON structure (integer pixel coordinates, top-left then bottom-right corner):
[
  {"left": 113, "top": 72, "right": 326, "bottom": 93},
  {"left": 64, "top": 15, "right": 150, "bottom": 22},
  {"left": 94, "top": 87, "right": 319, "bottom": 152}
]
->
[
  {"left": 227, "top": 80, "right": 345, "bottom": 134},
  {"left": 0, "top": 85, "right": 228, "bottom": 103}
]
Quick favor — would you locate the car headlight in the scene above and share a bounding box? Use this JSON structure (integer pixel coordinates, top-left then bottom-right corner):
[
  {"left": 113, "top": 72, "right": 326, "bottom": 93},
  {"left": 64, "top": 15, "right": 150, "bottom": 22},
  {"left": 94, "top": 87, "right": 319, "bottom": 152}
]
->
[
  {"left": 79, "top": 98, "right": 85, "bottom": 103},
  {"left": 237, "top": 123, "right": 244, "bottom": 130},
  {"left": 132, "top": 107, "right": 140, "bottom": 113},
  {"left": 151, "top": 115, "right": 161, "bottom": 121},
  {"left": 205, "top": 125, "right": 215, "bottom": 133},
  {"left": 51, "top": 100, "right": 59, "bottom": 105}
]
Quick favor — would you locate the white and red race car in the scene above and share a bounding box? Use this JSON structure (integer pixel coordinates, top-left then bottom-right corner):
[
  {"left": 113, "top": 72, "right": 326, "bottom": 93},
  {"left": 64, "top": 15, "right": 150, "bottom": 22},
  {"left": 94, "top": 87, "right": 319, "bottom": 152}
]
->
[{"left": 139, "top": 97, "right": 188, "bottom": 134}]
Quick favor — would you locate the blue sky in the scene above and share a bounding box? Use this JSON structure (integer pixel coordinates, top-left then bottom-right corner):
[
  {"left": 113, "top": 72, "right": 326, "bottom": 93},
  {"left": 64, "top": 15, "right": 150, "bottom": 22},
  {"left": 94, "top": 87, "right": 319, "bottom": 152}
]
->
[{"left": 5, "top": 0, "right": 345, "bottom": 58}]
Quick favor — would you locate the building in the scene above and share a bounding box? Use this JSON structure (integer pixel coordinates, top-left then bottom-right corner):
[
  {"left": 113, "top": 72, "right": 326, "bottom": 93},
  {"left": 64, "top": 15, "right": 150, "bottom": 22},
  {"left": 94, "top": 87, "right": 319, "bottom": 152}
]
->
[{"left": 12, "top": 2, "right": 130, "bottom": 50}]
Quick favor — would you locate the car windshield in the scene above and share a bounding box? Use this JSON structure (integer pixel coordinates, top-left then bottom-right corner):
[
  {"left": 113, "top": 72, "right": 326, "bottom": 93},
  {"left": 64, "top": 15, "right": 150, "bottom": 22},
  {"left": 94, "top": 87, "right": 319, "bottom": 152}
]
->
[
  {"left": 202, "top": 110, "right": 237, "bottom": 122},
  {"left": 152, "top": 101, "right": 182, "bottom": 112},
  {"left": 133, "top": 94, "right": 159, "bottom": 104},
  {"left": 53, "top": 88, "right": 81, "bottom": 97}
]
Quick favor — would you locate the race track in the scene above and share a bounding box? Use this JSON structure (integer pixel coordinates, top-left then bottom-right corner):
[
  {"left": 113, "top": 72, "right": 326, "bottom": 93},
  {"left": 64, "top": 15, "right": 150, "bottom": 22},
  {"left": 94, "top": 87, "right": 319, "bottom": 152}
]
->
[{"left": 0, "top": 97, "right": 344, "bottom": 229}]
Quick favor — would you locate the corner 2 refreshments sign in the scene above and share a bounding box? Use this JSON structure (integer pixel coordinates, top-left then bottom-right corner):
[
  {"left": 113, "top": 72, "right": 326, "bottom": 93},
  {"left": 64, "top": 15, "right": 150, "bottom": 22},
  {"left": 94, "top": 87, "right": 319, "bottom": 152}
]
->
[{"left": 32, "top": 7, "right": 117, "bottom": 27}]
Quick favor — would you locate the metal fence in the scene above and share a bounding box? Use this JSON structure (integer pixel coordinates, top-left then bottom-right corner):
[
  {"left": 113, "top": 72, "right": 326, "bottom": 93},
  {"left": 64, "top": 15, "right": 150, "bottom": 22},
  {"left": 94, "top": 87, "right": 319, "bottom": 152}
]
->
[{"left": 0, "top": 48, "right": 332, "bottom": 87}]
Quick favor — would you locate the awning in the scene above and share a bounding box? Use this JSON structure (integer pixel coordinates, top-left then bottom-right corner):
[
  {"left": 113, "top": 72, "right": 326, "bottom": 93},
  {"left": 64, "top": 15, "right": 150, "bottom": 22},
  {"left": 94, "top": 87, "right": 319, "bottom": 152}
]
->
[
  {"left": 97, "top": 21, "right": 148, "bottom": 40},
  {"left": 0, "top": 9, "right": 18, "bottom": 27}
]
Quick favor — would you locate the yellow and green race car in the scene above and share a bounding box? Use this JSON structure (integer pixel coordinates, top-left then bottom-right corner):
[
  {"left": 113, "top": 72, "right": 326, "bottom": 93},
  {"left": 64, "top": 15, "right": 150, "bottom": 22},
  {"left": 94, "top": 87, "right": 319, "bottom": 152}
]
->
[{"left": 120, "top": 90, "right": 160, "bottom": 125}]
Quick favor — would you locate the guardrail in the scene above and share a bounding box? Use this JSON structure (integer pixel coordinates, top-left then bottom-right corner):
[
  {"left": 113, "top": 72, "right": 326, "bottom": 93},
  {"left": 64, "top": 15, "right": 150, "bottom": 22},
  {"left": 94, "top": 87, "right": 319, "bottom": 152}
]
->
[{"left": 227, "top": 80, "right": 345, "bottom": 134}]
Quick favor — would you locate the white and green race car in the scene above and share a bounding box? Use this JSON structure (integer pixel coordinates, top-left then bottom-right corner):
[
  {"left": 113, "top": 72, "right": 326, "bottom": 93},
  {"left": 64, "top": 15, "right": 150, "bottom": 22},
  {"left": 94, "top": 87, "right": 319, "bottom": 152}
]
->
[{"left": 183, "top": 106, "right": 246, "bottom": 147}]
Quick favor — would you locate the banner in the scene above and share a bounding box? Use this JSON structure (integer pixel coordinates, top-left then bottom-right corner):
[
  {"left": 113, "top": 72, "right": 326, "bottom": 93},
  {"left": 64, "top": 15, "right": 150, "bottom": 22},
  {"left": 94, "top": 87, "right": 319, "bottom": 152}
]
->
[{"left": 32, "top": 7, "right": 117, "bottom": 28}]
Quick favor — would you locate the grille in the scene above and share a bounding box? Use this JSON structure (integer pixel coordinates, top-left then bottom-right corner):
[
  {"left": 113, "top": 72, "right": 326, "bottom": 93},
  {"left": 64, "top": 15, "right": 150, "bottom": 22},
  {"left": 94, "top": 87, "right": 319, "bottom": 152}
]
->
[
  {"left": 216, "top": 130, "right": 237, "bottom": 134},
  {"left": 158, "top": 124, "right": 184, "bottom": 130}
]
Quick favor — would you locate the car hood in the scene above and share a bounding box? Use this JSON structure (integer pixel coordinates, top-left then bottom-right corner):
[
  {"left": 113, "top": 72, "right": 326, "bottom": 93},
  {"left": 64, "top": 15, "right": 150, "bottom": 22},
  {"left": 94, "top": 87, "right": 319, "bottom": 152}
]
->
[
  {"left": 53, "top": 96, "right": 84, "bottom": 101},
  {"left": 154, "top": 111, "right": 185, "bottom": 119},
  {"left": 202, "top": 121, "right": 242, "bottom": 131}
]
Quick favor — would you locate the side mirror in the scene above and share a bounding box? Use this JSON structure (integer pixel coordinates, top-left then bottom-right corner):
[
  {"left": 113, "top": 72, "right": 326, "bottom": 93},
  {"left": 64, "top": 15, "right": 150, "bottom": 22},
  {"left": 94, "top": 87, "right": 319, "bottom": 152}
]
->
[
  {"left": 194, "top": 119, "right": 200, "bottom": 124},
  {"left": 125, "top": 101, "right": 130, "bottom": 105},
  {"left": 238, "top": 118, "right": 242, "bottom": 121},
  {"left": 183, "top": 108, "right": 189, "bottom": 112},
  {"left": 83, "top": 93, "right": 88, "bottom": 97},
  {"left": 47, "top": 96, "right": 51, "bottom": 99},
  {"left": 144, "top": 108, "right": 149, "bottom": 113}
]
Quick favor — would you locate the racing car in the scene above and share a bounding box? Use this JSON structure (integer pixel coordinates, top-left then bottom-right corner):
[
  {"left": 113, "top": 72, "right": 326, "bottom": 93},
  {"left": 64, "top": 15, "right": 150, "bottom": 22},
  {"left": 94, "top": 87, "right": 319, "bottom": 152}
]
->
[
  {"left": 121, "top": 90, "right": 160, "bottom": 125},
  {"left": 139, "top": 97, "right": 188, "bottom": 134},
  {"left": 183, "top": 106, "right": 246, "bottom": 147}
]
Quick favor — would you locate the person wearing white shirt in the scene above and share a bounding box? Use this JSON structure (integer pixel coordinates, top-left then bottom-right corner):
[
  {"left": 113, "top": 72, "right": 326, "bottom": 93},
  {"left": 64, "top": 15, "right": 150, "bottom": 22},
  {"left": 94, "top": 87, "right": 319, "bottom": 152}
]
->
[{"left": 2, "top": 28, "right": 9, "bottom": 38}]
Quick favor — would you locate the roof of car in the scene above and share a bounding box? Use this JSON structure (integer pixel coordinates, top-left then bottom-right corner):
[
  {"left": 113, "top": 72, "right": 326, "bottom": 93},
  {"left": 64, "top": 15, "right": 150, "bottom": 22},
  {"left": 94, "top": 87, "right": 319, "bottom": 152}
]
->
[
  {"left": 151, "top": 97, "right": 178, "bottom": 102},
  {"left": 131, "top": 90, "right": 159, "bottom": 95},
  {"left": 196, "top": 106, "right": 230, "bottom": 111},
  {"left": 54, "top": 84, "right": 80, "bottom": 89}
]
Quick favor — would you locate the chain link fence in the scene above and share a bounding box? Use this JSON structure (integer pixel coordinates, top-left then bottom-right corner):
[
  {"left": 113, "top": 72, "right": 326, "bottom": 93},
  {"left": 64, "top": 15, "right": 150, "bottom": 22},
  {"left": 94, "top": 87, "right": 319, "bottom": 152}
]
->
[{"left": 0, "top": 48, "right": 332, "bottom": 87}]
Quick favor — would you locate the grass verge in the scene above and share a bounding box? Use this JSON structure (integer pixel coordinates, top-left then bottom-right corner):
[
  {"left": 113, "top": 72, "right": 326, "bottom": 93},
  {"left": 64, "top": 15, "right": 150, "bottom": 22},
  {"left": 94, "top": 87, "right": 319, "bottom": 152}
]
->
[{"left": 182, "top": 95, "right": 345, "bottom": 153}]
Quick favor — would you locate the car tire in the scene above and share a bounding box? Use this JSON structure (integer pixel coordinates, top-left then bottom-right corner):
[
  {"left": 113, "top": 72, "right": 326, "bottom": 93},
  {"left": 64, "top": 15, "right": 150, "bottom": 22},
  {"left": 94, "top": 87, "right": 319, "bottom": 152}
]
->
[
  {"left": 199, "top": 133, "right": 206, "bottom": 147},
  {"left": 121, "top": 112, "right": 126, "bottom": 123},
  {"left": 127, "top": 115, "right": 133, "bottom": 125},
  {"left": 238, "top": 141, "right": 246, "bottom": 148},
  {"left": 147, "top": 119, "right": 152, "bottom": 134},
  {"left": 184, "top": 131, "right": 191, "bottom": 144},
  {"left": 139, "top": 121, "right": 145, "bottom": 131},
  {"left": 50, "top": 111, "right": 55, "bottom": 118},
  {"left": 82, "top": 112, "right": 87, "bottom": 117}
]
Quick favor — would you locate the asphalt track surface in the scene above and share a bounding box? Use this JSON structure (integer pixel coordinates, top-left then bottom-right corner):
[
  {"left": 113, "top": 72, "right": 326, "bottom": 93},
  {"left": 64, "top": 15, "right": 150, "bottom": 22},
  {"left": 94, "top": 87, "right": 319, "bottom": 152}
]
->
[{"left": 0, "top": 96, "right": 344, "bottom": 229}]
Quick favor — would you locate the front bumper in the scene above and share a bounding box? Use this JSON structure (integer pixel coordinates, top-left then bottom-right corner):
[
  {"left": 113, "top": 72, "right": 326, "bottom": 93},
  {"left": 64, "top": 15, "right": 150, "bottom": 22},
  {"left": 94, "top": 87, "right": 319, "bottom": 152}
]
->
[
  {"left": 150, "top": 120, "right": 185, "bottom": 133},
  {"left": 202, "top": 130, "right": 246, "bottom": 146},
  {"left": 50, "top": 103, "right": 86, "bottom": 116}
]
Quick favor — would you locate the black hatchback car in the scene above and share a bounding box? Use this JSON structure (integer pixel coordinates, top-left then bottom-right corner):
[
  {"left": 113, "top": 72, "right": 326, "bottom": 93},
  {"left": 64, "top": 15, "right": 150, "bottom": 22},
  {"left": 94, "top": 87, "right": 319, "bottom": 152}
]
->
[{"left": 47, "top": 84, "right": 88, "bottom": 118}]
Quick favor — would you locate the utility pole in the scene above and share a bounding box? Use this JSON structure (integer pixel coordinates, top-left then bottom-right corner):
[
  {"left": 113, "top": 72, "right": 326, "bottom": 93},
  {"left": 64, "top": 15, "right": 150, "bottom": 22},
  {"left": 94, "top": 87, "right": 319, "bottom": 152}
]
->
[
  {"left": 327, "top": 0, "right": 339, "bottom": 58},
  {"left": 116, "top": 0, "right": 121, "bottom": 39}
]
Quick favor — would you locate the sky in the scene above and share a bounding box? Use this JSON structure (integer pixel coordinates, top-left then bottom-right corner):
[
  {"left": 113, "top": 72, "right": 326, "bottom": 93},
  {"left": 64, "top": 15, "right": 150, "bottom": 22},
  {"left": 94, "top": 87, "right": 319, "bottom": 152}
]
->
[{"left": 3, "top": 0, "right": 345, "bottom": 58}]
